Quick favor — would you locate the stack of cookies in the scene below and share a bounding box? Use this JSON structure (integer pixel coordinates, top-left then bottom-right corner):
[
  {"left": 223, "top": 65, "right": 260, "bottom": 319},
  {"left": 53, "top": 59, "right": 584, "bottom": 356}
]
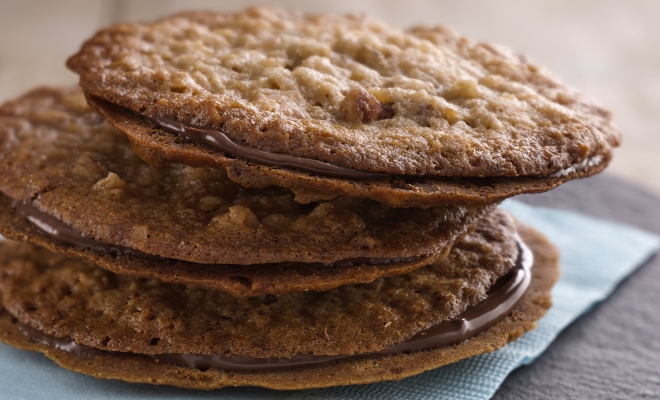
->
[{"left": 0, "top": 8, "right": 619, "bottom": 390}]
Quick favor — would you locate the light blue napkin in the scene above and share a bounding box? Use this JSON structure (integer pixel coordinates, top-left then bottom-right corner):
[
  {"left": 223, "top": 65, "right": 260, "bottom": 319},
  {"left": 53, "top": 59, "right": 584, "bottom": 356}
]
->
[{"left": 0, "top": 200, "right": 658, "bottom": 400}]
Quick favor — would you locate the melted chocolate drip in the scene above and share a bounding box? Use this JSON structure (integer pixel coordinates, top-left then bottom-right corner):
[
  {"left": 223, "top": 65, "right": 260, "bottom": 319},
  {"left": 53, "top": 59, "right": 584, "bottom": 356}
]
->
[
  {"left": 14, "top": 199, "right": 424, "bottom": 267},
  {"left": 144, "top": 115, "right": 389, "bottom": 180},
  {"left": 16, "top": 237, "right": 532, "bottom": 372}
]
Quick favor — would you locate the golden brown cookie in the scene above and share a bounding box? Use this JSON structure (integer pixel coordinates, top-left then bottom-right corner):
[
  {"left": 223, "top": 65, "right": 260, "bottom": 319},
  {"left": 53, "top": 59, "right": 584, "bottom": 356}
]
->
[
  {"left": 0, "top": 222, "right": 558, "bottom": 389},
  {"left": 0, "top": 87, "right": 490, "bottom": 266},
  {"left": 0, "top": 192, "right": 472, "bottom": 296},
  {"left": 68, "top": 7, "right": 619, "bottom": 207}
]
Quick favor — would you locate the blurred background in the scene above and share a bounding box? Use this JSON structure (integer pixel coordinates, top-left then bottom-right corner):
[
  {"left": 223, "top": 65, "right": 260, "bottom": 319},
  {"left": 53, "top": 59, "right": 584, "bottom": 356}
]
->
[{"left": 1, "top": 0, "right": 658, "bottom": 195}]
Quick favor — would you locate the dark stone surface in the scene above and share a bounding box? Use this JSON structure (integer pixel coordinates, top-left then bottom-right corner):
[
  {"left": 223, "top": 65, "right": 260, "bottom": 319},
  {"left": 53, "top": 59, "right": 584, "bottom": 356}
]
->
[{"left": 493, "top": 173, "right": 660, "bottom": 400}]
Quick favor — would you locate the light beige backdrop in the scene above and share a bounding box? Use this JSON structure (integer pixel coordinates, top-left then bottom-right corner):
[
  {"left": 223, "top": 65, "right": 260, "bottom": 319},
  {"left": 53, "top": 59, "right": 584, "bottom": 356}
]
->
[{"left": 1, "top": 0, "right": 658, "bottom": 194}]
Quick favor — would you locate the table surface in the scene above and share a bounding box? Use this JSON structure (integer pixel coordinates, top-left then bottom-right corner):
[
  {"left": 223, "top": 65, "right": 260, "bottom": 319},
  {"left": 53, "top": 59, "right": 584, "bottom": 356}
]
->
[{"left": 494, "top": 173, "right": 660, "bottom": 399}]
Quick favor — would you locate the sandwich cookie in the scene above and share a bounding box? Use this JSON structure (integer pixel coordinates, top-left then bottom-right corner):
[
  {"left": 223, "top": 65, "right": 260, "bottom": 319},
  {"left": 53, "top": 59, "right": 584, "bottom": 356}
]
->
[
  {"left": 0, "top": 210, "right": 559, "bottom": 389},
  {"left": 69, "top": 7, "right": 620, "bottom": 207},
  {"left": 0, "top": 192, "right": 480, "bottom": 296}
]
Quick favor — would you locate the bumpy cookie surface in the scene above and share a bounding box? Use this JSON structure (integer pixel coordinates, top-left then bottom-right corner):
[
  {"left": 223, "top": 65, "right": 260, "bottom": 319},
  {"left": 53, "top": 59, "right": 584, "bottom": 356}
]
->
[
  {"left": 0, "top": 193, "right": 450, "bottom": 296},
  {"left": 0, "top": 208, "right": 518, "bottom": 358},
  {"left": 0, "top": 222, "right": 559, "bottom": 389},
  {"left": 68, "top": 7, "right": 618, "bottom": 182},
  {"left": 0, "top": 87, "right": 488, "bottom": 265}
]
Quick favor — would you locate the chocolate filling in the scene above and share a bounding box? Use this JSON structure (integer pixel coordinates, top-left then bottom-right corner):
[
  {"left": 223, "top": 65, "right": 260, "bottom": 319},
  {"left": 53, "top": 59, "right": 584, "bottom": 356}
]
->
[
  {"left": 144, "top": 115, "right": 389, "bottom": 180},
  {"left": 13, "top": 200, "right": 157, "bottom": 259},
  {"left": 13, "top": 199, "right": 423, "bottom": 267},
  {"left": 16, "top": 237, "right": 532, "bottom": 372},
  {"left": 144, "top": 114, "right": 596, "bottom": 182}
]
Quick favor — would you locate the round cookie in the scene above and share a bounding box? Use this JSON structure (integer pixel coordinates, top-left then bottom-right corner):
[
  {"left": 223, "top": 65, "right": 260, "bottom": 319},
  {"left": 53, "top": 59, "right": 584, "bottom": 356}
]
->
[
  {"left": 0, "top": 87, "right": 490, "bottom": 266},
  {"left": 68, "top": 7, "right": 619, "bottom": 207},
  {"left": 0, "top": 222, "right": 559, "bottom": 389},
  {"left": 0, "top": 192, "right": 469, "bottom": 296}
]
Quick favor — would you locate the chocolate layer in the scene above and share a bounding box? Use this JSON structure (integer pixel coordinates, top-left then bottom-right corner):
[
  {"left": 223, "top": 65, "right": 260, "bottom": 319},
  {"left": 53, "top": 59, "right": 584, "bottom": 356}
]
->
[
  {"left": 13, "top": 200, "right": 156, "bottom": 259},
  {"left": 14, "top": 199, "right": 423, "bottom": 268},
  {"left": 17, "top": 237, "right": 532, "bottom": 372},
  {"left": 144, "top": 115, "right": 389, "bottom": 180},
  {"left": 17, "top": 322, "right": 102, "bottom": 356}
]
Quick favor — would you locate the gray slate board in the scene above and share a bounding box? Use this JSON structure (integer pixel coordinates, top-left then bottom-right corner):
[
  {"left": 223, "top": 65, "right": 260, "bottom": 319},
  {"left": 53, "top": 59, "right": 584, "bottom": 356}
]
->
[{"left": 493, "top": 174, "right": 660, "bottom": 399}]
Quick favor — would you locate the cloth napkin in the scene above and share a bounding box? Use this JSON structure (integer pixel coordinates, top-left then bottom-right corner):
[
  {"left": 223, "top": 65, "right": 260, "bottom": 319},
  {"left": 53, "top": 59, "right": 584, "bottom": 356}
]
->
[{"left": 0, "top": 200, "right": 658, "bottom": 400}]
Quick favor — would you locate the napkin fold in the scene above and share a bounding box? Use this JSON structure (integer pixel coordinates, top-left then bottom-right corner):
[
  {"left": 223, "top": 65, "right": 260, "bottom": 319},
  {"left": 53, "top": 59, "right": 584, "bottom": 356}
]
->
[{"left": 0, "top": 200, "right": 658, "bottom": 400}]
